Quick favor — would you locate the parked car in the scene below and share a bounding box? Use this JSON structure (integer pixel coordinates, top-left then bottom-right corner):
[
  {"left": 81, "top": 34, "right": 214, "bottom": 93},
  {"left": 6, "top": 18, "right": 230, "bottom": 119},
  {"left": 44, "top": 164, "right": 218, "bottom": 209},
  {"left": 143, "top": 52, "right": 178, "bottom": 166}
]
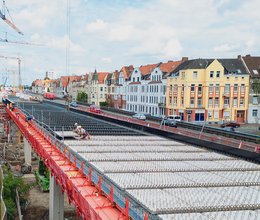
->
[
  {"left": 220, "top": 121, "right": 240, "bottom": 128},
  {"left": 90, "top": 105, "right": 101, "bottom": 113},
  {"left": 44, "top": 92, "right": 55, "bottom": 100},
  {"left": 132, "top": 113, "right": 146, "bottom": 120},
  {"left": 163, "top": 117, "right": 177, "bottom": 127},
  {"left": 222, "top": 127, "right": 235, "bottom": 132},
  {"left": 69, "top": 101, "right": 78, "bottom": 107},
  {"left": 167, "top": 115, "right": 182, "bottom": 122}
]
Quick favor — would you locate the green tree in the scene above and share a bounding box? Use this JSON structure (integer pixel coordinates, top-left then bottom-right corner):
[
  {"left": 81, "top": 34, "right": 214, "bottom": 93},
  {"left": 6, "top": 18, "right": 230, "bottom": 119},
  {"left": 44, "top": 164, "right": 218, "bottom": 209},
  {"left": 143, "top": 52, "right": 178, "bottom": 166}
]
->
[
  {"left": 251, "top": 78, "right": 260, "bottom": 95},
  {"left": 76, "top": 91, "right": 88, "bottom": 102}
]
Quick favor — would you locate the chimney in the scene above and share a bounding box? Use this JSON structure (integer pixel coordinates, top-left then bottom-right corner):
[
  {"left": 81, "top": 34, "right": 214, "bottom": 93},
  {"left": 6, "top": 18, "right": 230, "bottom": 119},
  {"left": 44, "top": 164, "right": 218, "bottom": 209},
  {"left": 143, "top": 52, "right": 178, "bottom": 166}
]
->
[
  {"left": 246, "top": 54, "right": 251, "bottom": 57},
  {"left": 182, "top": 57, "right": 188, "bottom": 62},
  {"left": 237, "top": 55, "right": 242, "bottom": 60}
]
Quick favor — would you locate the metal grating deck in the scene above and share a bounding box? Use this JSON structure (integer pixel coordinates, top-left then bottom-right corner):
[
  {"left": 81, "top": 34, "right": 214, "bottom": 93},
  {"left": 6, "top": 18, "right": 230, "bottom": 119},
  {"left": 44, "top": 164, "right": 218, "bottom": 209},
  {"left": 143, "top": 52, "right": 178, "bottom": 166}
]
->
[{"left": 64, "top": 135, "right": 260, "bottom": 218}]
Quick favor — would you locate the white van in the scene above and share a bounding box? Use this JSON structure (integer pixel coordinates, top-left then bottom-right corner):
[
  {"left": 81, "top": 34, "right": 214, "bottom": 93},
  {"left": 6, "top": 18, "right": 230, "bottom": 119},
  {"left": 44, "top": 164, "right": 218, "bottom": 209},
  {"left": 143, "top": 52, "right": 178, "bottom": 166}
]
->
[{"left": 167, "top": 115, "right": 181, "bottom": 122}]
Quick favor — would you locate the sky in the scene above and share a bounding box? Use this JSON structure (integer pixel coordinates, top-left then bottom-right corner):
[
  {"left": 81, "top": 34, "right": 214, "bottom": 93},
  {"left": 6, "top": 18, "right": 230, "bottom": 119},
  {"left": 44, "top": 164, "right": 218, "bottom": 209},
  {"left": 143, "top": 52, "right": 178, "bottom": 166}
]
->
[{"left": 0, "top": 0, "right": 259, "bottom": 85}]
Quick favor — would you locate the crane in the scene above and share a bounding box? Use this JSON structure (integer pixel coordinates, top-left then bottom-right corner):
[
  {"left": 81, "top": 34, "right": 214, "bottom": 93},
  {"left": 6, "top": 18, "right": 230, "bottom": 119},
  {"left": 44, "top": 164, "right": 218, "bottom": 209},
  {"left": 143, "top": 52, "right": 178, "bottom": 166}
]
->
[
  {"left": 0, "top": 0, "right": 23, "bottom": 35},
  {"left": 0, "top": 55, "right": 21, "bottom": 91},
  {"left": 0, "top": 32, "right": 42, "bottom": 46}
]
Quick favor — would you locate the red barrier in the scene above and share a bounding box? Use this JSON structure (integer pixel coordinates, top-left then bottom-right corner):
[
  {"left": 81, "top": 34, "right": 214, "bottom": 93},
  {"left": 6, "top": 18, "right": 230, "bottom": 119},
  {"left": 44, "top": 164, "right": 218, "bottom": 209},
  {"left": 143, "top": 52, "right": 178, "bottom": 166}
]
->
[{"left": 6, "top": 107, "right": 128, "bottom": 220}]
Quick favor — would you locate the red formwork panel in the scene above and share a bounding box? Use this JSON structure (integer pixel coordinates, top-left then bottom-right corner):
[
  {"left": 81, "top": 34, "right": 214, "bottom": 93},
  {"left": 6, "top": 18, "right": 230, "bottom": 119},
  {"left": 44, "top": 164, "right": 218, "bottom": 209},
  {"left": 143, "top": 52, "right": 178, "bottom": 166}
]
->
[{"left": 6, "top": 107, "right": 129, "bottom": 220}]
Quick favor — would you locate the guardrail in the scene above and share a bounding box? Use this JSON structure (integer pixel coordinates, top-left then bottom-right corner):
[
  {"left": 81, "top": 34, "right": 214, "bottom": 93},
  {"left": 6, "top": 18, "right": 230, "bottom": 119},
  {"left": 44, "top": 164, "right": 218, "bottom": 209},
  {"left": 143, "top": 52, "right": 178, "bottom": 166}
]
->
[
  {"left": 176, "top": 121, "right": 260, "bottom": 144},
  {"left": 41, "top": 99, "right": 260, "bottom": 144},
  {"left": 0, "top": 166, "right": 7, "bottom": 220}
]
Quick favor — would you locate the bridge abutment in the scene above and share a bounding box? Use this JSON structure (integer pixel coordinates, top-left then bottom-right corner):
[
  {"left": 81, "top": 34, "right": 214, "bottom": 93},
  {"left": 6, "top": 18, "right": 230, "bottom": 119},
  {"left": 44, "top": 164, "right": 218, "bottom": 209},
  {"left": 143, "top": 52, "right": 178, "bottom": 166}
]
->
[{"left": 49, "top": 175, "right": 64, "bottom": 220}]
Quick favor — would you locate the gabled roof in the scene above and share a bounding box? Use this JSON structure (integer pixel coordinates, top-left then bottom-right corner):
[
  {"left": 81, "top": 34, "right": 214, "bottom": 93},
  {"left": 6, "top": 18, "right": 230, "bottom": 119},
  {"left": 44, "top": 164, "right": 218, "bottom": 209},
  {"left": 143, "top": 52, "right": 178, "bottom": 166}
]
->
[
  {"left": 241, "top": 55, "right": 260, "bottom": 78},
  {"left": 32, "top": 79, "right": 42, "bottom": 86},
  {"left": 120, "top": 65, "right": 134, "bottom": 79},
  {"left": 170, "top": 58, "right": 248, "bottom": 76},
  {"left": 93, "top": 72, "right": 109, "bottom": 84},
  {"left": 218, "top": 59, "right": 248, "bottom": 75},
  {"left": 139, "top": 63, "right": 159, "bottom": 76}
]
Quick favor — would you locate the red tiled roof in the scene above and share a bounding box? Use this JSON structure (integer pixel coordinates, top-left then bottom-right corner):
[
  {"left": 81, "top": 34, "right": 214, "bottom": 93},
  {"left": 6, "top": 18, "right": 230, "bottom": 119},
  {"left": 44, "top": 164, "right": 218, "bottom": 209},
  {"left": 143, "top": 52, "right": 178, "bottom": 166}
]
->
[
  {"left": 159, "top": 60, "right": 183, "bottom": 73},
  {"left": 33, "top": 79, "right": 42, "bottom": 86},
  {"left": 98, "top": 72, "right": 109, "bottom": 84},
  {"left": 139, "top": 63, "right": 159, "bottom": 76},
  {"left": 121, "top": 65, "right": 134, "bottom": 79}
]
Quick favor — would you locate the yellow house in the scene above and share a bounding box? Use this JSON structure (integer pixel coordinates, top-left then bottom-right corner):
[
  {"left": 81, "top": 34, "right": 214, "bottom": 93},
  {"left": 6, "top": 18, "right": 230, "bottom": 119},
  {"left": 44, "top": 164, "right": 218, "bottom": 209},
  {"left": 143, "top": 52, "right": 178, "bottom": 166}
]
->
[{"left": 166, "top": 59, "right": 250, "bottom": 123}]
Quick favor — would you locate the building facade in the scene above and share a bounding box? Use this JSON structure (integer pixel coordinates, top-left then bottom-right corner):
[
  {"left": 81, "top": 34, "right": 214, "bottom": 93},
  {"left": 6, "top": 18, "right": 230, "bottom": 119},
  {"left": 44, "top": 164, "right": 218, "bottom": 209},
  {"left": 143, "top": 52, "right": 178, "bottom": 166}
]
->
[
  {"left": 240, "top": 55, "right": 260, "bottom": 123},
  {"left": 166, "top": 59, "right": 250, "bottom": 123}
]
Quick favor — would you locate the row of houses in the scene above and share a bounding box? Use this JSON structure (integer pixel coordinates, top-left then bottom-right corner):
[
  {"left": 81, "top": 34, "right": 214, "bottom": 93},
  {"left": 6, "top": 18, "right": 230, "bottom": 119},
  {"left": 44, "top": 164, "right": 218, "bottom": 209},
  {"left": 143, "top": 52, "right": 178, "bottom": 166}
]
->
[{"left": 32, "top": 55, "right": 260, "bottom": 124}]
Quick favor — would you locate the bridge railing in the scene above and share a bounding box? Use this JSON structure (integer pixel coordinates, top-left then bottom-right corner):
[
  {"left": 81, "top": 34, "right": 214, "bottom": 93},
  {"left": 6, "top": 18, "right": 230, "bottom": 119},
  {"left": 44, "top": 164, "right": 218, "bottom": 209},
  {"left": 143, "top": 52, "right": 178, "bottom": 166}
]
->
[{"left": 15, "top": 108, "right": 156, "bottom": 220}]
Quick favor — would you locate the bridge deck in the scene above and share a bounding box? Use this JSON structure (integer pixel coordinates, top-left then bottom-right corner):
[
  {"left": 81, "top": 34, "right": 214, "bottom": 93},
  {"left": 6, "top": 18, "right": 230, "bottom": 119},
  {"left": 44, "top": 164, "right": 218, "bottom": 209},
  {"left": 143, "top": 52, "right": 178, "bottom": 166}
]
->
[{"left": 65, "top": 136, "right": 260, "bottom": 218}]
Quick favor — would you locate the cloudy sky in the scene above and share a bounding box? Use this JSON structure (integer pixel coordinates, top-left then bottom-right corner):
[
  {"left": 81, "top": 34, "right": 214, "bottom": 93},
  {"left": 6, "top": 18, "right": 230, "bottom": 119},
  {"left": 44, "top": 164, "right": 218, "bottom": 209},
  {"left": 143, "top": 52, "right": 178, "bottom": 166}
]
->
[{"left": 0, "top": 0, "right": 259, "bottom": 85}]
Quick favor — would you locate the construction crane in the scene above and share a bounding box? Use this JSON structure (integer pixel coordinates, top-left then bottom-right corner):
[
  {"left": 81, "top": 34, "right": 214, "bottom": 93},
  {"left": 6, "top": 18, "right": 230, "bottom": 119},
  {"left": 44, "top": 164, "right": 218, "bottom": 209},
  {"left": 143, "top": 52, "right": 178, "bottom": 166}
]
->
[
  {"left": 0, "top": 55, "right": 21, "bottom": 91},
  {"left": 0, "top": 0, "right": 23, "bottom": 35},
  {"left": 0, "top": 32, "right": 42, "bottom": 46}
]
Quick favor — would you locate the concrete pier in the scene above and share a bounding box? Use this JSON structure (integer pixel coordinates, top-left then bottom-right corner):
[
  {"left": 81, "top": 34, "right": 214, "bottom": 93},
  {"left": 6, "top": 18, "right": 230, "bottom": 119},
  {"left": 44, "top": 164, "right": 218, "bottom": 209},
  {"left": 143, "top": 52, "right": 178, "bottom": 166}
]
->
[
  {"left": 49, "top": 175, "right": 64, "bottom": 220},
  {"left": 24, "top": 138, "right": 32, "bottom": 165}
]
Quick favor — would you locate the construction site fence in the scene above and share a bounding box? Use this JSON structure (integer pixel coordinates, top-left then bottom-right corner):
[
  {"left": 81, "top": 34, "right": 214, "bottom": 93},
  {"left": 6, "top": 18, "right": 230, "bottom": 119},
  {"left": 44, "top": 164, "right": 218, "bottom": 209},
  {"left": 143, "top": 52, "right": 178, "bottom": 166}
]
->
[{"left": 0, "top": 166, "right": 7, "bottom": 220}]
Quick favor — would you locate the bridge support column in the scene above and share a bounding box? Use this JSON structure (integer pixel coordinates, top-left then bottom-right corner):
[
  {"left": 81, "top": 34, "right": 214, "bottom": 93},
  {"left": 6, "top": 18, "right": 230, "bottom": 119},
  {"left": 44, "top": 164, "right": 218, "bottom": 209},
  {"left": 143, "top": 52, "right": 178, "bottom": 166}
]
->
[
  {"left": 49, "top": 175, "right": 64, "bottom": 220},
  {"left": 24, "top": 138, "right": 31, "bottom": 165}
]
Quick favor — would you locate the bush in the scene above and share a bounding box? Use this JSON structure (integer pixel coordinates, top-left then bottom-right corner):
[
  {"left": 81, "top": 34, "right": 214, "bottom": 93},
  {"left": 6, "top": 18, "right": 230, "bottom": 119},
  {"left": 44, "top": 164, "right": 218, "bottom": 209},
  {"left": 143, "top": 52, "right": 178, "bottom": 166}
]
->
[
  {"left": 99, "top": 102, "right": 108, "bottom": 107},
  {"left": 3, "top": 167, "right": 31, "bottom": 219}
]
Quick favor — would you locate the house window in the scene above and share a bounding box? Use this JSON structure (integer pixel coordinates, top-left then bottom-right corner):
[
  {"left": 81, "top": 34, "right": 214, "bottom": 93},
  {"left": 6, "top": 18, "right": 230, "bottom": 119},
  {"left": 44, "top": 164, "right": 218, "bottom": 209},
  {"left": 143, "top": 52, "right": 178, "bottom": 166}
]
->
[
  {"left": 233, "top": 98, "right": 238, "bottom": 107},
  {"left": 181, "top": 72, "right": 185, "bottom": 79},
  {"left": 190, "top": 98, "right": 195, "bottom": 107},
  {"left": 214, "top": 98, "right": 219, "bottom": 107},
  {"left": 181, "top": 97, "right": 184, "bottom": 106},
  {"left": 133, "top": 77, "right": 135, "bottom": 82},
  {"left": 234, "top": 84, "right": 238, "bottom": 92},
  {"left": 137, "top": 77, "right": 139, "bottom": 82},
  {"left": 208, "top": 110, "right": 212, "bottom": 118},
  {"left": 241, "top": 84, "right": 245, "bottom": 93},
  {"left": 169, "top": 97, "right": 172, "bottom": 105},
  {"left": 174, "top": 84, "right": 178, "bottom": 92},
  {"left": 224, "top": 111, "right": 230, "bottom": 118},
  {"left": 253, "top": 109, "right": 258, "bottom": 117},
  {"left": 173, "top": 97, "right": 177, "bottom": 106},
  {"left": 224, "top": 98, "right": 230, "bottom": 107},
  {"left": 216, "top": 71, "right": 220, "bottom": 77},
  {"left": 215, "top": 84, "right": 219, "bottom": 93},
  {"left": 198, "top": 84, "right": 202, "bottom": 94},
  {"left": 214, "top": 111, "right": 219, "bottom": 119},
  {"left": 182, "top": 84, "right": 185, "bottom": 92},
  {"left": 191, "top": 84, "right": 195, "bottom": 92},
  {"left": 193, "top": 71, "right": 198, "bottom": 79},
  {"left": 225, "top": 84, "right": 230, "bottom": 94},
  {"left": 253, "top": 96, "right": 258, "bottom": 105},
  {"left": 210, "top": 71, "right": 214, "bottom": 78},
  {"left": 208, "top": 98, "right": 213, "bottom": 107},
  {"left": 209, "top": 84, "right": 213, "bottom": 93},
  {"left": 240, "top": 98, "right": 244, "bottom": 107},
  {"left": 170, "top": 85, "right": 172, "bottom": 92},
  {"left": 100, "top": 87, "right": 103, "bottom": 92}
]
